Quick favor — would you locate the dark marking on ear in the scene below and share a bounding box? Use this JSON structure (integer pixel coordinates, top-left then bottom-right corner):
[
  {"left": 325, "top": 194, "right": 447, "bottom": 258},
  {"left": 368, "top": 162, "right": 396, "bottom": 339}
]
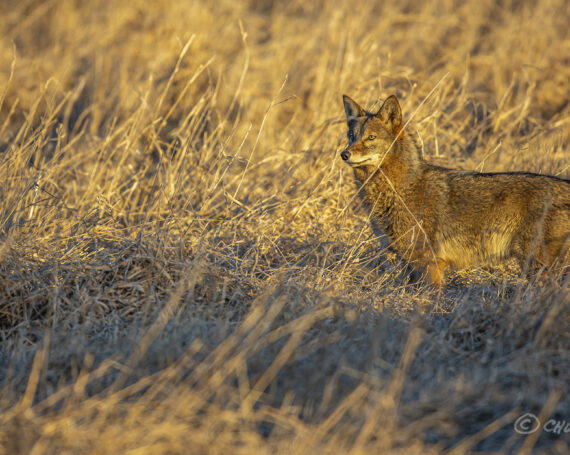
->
[{"left": 343, "top": 95, "right": 365, "bottom": 124}]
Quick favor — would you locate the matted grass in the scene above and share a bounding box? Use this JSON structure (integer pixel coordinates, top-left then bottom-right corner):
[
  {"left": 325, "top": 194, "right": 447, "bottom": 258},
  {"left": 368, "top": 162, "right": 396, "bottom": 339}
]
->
[{"left": 0, "top": 0, "right": 569, "bottom": 453}]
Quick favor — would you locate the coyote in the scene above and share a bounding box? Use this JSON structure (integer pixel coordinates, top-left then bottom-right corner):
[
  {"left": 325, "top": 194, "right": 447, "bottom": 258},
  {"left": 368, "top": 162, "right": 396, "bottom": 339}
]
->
[{"left": 341, "top": 94, "right": 570, "bottom": 286}]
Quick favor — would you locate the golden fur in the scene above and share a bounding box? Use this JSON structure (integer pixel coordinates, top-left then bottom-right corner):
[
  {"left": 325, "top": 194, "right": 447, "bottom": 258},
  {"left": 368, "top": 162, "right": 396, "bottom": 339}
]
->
[{"left": 341, "top": 94, "right": 570, "bottom": 286}]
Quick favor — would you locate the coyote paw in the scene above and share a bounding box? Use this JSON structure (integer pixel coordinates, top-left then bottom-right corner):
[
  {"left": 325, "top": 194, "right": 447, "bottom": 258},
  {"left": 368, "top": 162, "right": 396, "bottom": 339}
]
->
[{"left": 426, "top": 258, "right": 447, "bottom": 287}]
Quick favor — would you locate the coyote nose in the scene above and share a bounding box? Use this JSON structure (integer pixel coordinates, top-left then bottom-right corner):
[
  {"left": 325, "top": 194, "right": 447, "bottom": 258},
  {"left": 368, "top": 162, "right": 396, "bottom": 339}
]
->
[{"left": 341, "top": 150, "right": 350, "bottom": 161}]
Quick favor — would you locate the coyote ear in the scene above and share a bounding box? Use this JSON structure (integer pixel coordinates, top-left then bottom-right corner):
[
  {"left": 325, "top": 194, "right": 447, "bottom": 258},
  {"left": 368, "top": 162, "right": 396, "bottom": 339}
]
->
[
  {"left": 343, "top": 95, "right": 364, "bottom": 124},
  {"left": 377, "top": 95, "right": 402, "bottom": 134}
]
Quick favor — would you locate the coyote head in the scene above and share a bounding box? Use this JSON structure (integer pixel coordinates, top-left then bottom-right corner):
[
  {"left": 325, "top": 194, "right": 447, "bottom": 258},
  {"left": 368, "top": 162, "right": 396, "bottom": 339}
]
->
[{"left": 341, "top": 94, "right": 413, "bottom": 171}]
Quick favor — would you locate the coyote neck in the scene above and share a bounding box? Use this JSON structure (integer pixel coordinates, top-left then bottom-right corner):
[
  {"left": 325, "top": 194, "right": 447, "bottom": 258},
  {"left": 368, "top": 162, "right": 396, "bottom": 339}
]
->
[
  {"left": 353, "top": 146, "right": 425, "bottom": 222},
  {"left": 353, "top": 159, "right": 429, "bottom": 252},
  {"left": 354, "top": 168, "right": 396, "bottom": 219}
]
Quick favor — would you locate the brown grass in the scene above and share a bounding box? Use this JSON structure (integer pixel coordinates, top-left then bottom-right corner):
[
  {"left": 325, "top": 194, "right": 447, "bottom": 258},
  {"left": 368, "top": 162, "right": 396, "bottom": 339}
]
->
[{"left": 0, "top": 0, "right": 569, "bottom": 453}]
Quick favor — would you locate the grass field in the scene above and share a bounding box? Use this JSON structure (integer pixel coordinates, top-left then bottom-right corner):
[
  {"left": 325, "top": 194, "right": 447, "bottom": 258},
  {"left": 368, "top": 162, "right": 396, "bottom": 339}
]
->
[{"left": 0, "top": 0, "right": 569, "bottom": 453}]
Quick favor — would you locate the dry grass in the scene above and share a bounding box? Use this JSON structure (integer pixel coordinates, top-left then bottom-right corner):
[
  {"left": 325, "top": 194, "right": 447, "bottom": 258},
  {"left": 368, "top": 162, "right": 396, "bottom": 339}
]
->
[{"left": 0, "top": 0, "right": 569, "bottom": 453}]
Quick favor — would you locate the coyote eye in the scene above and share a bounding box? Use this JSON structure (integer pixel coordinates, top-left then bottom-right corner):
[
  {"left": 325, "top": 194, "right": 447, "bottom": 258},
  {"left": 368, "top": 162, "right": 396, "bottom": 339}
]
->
[
  {"left": 348, "top": 131, "right": 355, "bottom": 142},
  {"left": 367, "top": 135, "right": 376, "bottom": 140}
]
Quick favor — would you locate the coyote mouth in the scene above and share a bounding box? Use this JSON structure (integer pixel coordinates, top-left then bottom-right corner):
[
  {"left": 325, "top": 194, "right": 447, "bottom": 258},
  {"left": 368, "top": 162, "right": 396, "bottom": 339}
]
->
[{"left": 347, "top": 158, "right": 372, "bottom": 166}]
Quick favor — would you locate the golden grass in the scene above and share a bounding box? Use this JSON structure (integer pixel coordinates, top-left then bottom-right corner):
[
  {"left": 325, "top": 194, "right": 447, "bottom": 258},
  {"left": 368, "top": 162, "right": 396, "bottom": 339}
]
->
[{"left": 0, "top": 0, "right": 569, "bottom": 453}]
